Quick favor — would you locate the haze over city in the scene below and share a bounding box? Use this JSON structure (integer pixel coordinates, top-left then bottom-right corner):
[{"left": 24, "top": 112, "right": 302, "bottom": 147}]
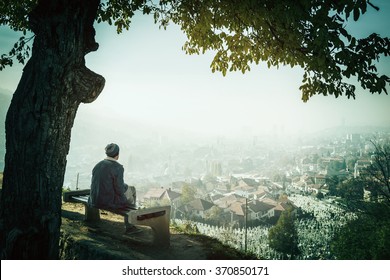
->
[{"left": 0, "top": 1, "right": 389, "bottom": 183}]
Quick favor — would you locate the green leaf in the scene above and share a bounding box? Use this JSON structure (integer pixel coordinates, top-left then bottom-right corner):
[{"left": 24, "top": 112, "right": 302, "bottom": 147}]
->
[
  {"left": 339, "top": 28, "right": 348, "bottom": 38},
  {"left": 360, "top": 0, "right": 367, "bottom": 14},
  {"left": 353, "top": 7, "right": 360, "bottom": 21}
]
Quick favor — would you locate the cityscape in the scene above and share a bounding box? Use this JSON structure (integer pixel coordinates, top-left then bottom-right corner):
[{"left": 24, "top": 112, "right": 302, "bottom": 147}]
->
[
  {"left": 62, "top": 112, "right": 390, "bottom": 259},
  {"left": 1, "top": 87, "right": 389, "bottom": 259},
  {"left": 66, "top": 126, "right": 390, "bottom": 213}
]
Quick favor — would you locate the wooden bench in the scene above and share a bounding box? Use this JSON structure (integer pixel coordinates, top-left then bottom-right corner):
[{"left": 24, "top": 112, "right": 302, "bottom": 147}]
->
[{"left": 63, "top": 189, "right": 171, "bottom": 247}]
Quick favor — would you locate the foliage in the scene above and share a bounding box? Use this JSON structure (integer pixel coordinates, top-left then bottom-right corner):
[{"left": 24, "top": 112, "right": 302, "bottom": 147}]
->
[
  {"left": 0, "top": 1, "right": 34, "bottom": 28},
  {"left": 327, "top": 159, "right": 347, "bottom": 173},
  {"left": 295, "top": 206, "right": 314, "bottom": 220},
  {"left": 268, "top": 208, "right": 300, "bottom": 259},
  {"left": 363, "top": 141, "right": 390, "bottom": 205},
  {"left": 316, "top": 192, "right": 324, "bottom": 200},
  {"left": 331, "top": 211, "right": 390, "bottom": 259},
  {"left": 180, "top": 184, "right": 197, "bottom": 204},
  {"left": 333, "top": 178, "right": 365, "bottom": 201},
  {"left": 204, "top": 205, "right": 223, "bottom": 222},
  {"left": 340, "top": 141, "right": 390, "bottom": 210},
  {"left": 346, "top": 156, "right": 358, "bottom": 171},
  {"left": 0, "top": 0, "right": 36, "bottom": 69},
  {"left": 1, "top": 0, "right": 389, "bottom": 100},
  {"left": 171, "top": 219, "right": 200, "bottom": 235},
  {"left": 330, "top": 141, "right": 390, "bottom": 259},
  {"left": 326, "top": 175, "right": 364, "bottom": 201},
  {"left": 326, "top": 175, "right": 340, "bottom": 196},
  {"left": 61, "top": 186, "right": 70, "bottom": 194},
  {"left": 163, "top": 0, "right": 389, "bottom": 101}
]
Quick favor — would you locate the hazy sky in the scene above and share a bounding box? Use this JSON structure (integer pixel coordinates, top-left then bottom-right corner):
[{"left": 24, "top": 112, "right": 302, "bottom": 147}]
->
[{"left": 1, "top": 1, "right": 389, "bottom": 139}]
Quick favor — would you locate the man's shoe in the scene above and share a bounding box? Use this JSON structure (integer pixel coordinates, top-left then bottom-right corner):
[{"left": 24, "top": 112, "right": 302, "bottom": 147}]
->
[{"left": 127, "top": 204, "right": 139, "bottom": 210}]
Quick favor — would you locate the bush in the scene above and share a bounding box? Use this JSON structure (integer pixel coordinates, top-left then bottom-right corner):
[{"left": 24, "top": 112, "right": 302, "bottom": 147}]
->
[
  {"left": 316, "top": 192, "right": 324, "bottom": 200},
  {"left": 331, "top": 213, "right": 390, "bottom": 259}
]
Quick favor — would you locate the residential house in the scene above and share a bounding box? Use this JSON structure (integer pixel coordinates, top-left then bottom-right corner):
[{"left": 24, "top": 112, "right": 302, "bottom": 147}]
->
[
  {"left": 214, "top": 193, "right": 245, "bottom": 209},
  {"left": 142, "top": 187, "right": 165, "bottom": 203},
  {"left": 161, "top": 188, "right": 182, "bottom": 207},
  {"left": 224, "top": 197, "right": 286, "bottom": 226},
  {"left": 233, "top": 184, "right": 256, "bottom": 198},
  {"left": 227, "top": 201, "right": 246, "bottom": 217},
  {"left": 209, "top": 193, "right": 224, "bottom": 203},
  {"left": 226, "top": 201, "right": 246, "bottom": 226},
  {"left": 186, "top": 198, "right": 215, "bottom": 219},
  {"left": 247, "top": 200, "right": 275, "bottom": 219},
  {"left": 314, "top": 174, "right": 327, "bottom": 185},
  {"left": 252, "top": 186, "right": 268, "bottom": 200},
  {"left": 239, "top": 177, "right": 259, "bottom": 187},
  {"left": 215, "top": 182, "right": 231, "bottom": 194},
  {"left": 270, "top": 201, "right": 296, "bottom": 219}
]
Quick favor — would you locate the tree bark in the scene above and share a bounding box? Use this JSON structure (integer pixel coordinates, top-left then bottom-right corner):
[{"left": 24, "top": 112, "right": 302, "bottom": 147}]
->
[{"left": 0, "top": 0, "right": 104, "bottom": 259}]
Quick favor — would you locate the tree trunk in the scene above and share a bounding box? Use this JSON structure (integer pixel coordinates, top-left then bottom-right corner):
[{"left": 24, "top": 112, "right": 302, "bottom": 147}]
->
[{"left": 0, "top": 0, "right": 104, "bottom": 259}]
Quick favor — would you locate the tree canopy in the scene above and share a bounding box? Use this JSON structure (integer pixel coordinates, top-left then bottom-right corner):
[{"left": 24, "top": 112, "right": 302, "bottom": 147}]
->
[
  {"left": 331, "top": 214, "right": 390, "bottom": 259},
  {"left": 331, "top": 141, "right": 390, "bottom": 259},
  {"left": 1, "top": 0, "right": 389, "bottom": 101},
  {"left": 268, "top": 208, "right": 300, "bottom": 259}
]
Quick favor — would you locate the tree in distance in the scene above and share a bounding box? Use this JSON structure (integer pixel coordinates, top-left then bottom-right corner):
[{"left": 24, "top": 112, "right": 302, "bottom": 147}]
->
[
  {"left": 331, "top": 141, "right": 390, "bottom": 259},
  {"left": 268, "top": 207, "right": 300, "bottom": 259}
]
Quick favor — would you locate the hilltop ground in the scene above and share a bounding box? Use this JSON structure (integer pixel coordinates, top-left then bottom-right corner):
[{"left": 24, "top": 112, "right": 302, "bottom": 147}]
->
[
  {"left": 60, "top": 202, "right": 256, "bottom": 260},
  {"left": 0, "top": 176, "right": 253, "bottom": 260}
]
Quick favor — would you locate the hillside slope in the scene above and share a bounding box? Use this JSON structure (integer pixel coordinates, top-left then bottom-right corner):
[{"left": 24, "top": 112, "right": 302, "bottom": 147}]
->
[{"left": 60, "top": 202, "right": 256, "bottom": 260}]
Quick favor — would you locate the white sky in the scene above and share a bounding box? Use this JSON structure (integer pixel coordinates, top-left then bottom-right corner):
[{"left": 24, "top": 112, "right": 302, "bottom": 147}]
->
[{"left": 1, "top": 1, "right": 390, "bottom": 139}]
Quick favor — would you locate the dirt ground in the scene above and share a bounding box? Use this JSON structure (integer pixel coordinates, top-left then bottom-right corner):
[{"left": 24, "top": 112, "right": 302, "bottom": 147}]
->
[{"left": 61, "top": 202, "right": 252, "bottom": 260}]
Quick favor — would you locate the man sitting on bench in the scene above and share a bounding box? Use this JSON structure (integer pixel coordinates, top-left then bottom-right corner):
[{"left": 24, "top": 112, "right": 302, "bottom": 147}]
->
[{"left": 88, "top": 143, "right": 140, "bottom": 234}]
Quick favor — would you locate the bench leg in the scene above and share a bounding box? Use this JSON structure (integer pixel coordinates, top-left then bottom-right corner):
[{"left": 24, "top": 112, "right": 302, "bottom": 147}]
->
[
  {"left": 128, "top": 207, "right": 171, "bottom": 247},
  {"left": 148, "top": 217, "right": 170, "bottom": 247},
  {"left": 123, "top": 214, "right": 131, "bottom": 231},
  {"left": 84, "top": 205, "right": 100, "bottom": 222}
]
